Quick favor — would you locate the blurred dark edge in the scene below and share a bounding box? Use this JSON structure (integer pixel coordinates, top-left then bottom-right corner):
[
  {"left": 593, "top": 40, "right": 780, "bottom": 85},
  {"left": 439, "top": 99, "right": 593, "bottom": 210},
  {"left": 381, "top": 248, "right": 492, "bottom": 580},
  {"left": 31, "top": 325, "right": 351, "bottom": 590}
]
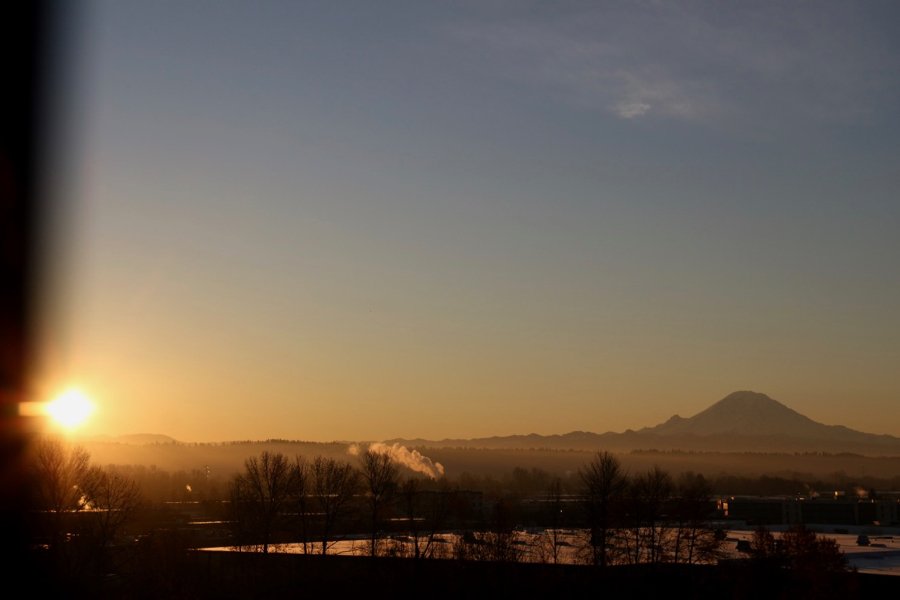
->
[{"left": 0, "top": 0, "right": 54, "bottom": 590}]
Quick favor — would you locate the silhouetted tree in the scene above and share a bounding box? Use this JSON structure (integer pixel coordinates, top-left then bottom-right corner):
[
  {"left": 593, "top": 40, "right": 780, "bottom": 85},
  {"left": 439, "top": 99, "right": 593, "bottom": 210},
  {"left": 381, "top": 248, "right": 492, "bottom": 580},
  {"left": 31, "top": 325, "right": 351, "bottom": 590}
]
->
[
  {"left": 671, "top": 472, "right": 722, "bottom": 564},
  {"left": 750, "top": 525, "right": 777, "bottom": 557},
  {"left": 536, "top": 478, "right": 565, "bottom": 564},
  {"left": 359, "top": 449, "right": 399, "bottom": 556},
  {"left": 311, "top": 456, "right": 359, "bottom": 554},
  {"left": 579, "top": 451, "right": 627, "bottom": 566},
  {"left": 81, "top": 466, "right": 141, "bottom": 572},
  {"left": 229, "top": 451, "right": 296, "bottom": 553},
  {"left": 780, "top": 525, "right": 847, "bottom": 574},
  {"left": 482, "top": 497, "right": 521, "bottom": 562},
  {"left": 401, "top": 477, "right": 422, "bottom": 558},
  {"left": 747, "top": 525, "right": 852, "bottom": 599},
  {"left": 31, "top": 439, "right": 144, "bottom": 581},
  {"left": 624, "top": 466, "right": 673, "bottom": 564},
  {"left": 32, "top": 437, "right": 96, "bottom": 560},
  {"left": 291, "top": 455, "right": 311, "bottom": 554},
  {"left": 402, "top": 477, "right": 454, "bottom": 559},
  {"left": 453, "top": 497, "right": 521, "bottom": 563}
]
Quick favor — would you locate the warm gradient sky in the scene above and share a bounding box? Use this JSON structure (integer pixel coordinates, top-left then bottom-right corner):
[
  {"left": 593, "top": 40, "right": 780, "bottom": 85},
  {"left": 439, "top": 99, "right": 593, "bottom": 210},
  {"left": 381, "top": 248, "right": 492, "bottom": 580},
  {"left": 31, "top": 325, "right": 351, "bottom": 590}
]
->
[{"left": 37, "top": 1, "right": 900, "bottom": 442}]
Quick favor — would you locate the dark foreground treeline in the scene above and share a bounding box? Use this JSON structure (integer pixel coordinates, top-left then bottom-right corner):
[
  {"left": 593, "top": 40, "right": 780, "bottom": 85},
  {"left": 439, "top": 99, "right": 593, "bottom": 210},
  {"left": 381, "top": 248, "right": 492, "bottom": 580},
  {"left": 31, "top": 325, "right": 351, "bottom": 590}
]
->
[
  {"left": 31, "top": 539, "right": 898, "bottom": 600},
  {"left": 24, "top": 438, "right": 898, "bottom": 598}
]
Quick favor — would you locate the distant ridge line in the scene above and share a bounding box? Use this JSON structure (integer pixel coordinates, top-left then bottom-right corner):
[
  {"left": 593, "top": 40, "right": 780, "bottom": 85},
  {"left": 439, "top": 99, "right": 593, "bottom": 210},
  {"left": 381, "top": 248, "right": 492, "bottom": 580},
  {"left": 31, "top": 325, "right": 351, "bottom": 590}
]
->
[
  {"left": 86, "top": 392, "right": 900, "bottom": 455},
  {"left": 385, "top": 391, "right": 900, "bottom": 455}
]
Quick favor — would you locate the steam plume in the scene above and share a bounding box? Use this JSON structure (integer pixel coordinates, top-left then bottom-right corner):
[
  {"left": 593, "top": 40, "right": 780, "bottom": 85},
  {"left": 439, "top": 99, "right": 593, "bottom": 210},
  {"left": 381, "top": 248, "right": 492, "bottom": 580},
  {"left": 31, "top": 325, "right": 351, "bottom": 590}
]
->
[{"left": 349, "top": 442, "right": 445, "bottom": 479}]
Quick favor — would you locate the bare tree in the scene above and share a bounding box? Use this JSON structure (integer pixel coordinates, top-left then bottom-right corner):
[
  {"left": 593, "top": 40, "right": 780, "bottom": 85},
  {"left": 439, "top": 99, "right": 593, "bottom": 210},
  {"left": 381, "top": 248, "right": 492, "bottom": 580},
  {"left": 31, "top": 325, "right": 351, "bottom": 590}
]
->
[
  {"left": 579, "top": 451, "right": 627, "bottom": 567},
  {"left": 535, "top": 478, "right": 565, "bottom": 564},
  {"left": 401, "top": 477, "right": 421, "bottom": 558},
  {"left": 229, "top": 451, "right": 296, "bottom": 553},
  {"left": 311, "top": 456, "right": 359, "bottom": 555},
  {"left": 481, "top": 497, "right": 521, "bottom": 563},
  {"left": 83, "top": 466, "right": 141, "bottom": 544},
  {"left": 32, "top": 437, "right": 96, "bottom": 553},
  {"left": 31, "top": 439, "right": 142, "bottom": 578},
  {"left": 81, "top": 466, "right": 141, "bottom": 572},
  {"left": 622, "top": 466, "right": 673, "bottom": 564},
  {"left": 291, "top": 455, "right": 311, "bottom": 554},
  {"left": 750, "top": 524, "right": 777, "bottom": 559},
  {"left": 640, "top": 466, "right": 674, "bottom": 564},
  {"left": 453, "top": 499, "right": 521, "bottom": 564},
  {"left": 671, "top": 472, "right": 722, "bottom": 564},
  {"left": 402, "top": 477, "right": 454, "bottom": 560},
  {"left": 359, "top": 449, "right": 399, "bottom": 556},
  {"left": 622, "top": 473, "right": 643, "bottom": 564}
]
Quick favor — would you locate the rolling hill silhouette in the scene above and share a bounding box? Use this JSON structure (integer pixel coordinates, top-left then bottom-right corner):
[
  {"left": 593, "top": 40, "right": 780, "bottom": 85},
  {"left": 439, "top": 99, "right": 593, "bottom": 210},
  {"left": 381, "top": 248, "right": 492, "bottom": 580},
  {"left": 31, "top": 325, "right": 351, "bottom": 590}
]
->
[
  {"left": 86, "top": 433, "right": 180, "bottom": 445},
  {"left": 390, "top": 391, "right": 900, "bottom": 454}
]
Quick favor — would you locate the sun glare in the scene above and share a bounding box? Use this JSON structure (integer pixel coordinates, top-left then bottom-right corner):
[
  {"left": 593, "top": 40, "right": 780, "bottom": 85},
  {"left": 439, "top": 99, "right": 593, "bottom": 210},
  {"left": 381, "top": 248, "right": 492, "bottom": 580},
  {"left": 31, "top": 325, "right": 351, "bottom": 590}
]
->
[{"left": 46, "top": 389, "right": 95, "bottom": 430}]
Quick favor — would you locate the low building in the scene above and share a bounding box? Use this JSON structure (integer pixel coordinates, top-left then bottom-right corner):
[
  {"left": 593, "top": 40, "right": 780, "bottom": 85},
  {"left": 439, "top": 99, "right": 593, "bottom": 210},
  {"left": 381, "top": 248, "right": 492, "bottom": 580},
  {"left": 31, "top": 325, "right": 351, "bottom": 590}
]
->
[{"left": 722, "top": 495, "right": 899, "bottom": 527}]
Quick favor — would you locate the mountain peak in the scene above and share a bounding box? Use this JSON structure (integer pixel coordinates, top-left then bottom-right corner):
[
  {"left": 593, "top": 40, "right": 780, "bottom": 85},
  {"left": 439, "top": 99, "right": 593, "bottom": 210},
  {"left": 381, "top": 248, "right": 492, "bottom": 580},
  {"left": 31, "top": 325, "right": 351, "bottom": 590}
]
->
[
  {"left": 713, "top": 390, "right": 783, "bottom": 409},
  {"left": 646, "top": 391, "right": 819, "bottom": 437}
]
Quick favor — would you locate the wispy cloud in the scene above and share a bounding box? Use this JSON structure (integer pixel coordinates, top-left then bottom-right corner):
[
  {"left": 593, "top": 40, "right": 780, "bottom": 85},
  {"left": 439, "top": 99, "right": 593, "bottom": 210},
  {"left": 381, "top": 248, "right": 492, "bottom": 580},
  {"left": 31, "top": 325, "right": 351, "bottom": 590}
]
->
[
  {"left": 452, "top": 2, "right": 900, "bottom": 129},
  {"left": 614, "top": 101, "right": 650, "bottom": 119}
]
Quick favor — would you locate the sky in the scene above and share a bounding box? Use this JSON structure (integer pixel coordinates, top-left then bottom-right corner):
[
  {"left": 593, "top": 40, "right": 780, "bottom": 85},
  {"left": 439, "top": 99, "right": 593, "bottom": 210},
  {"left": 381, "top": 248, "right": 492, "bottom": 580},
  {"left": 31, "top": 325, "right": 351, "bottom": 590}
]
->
[{"left": 36, "top": 1, "right": 900, "bottom": 442}]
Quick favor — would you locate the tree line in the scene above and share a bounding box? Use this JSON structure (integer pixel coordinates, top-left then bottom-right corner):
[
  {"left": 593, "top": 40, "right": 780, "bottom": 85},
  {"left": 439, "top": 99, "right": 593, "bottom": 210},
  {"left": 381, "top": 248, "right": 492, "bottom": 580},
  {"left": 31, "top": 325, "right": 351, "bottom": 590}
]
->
[
  {"left": 224, "top": 448, "right": 730, "bottom": 567},
  {"left": 228, "top": 449, "right": 464, "bottom": 558},
  {"left": 30, "top": 437, "right": 141, "bottom": 580},
  {"left": 29, "top": 439, "right": 855, "bottom": 575}
]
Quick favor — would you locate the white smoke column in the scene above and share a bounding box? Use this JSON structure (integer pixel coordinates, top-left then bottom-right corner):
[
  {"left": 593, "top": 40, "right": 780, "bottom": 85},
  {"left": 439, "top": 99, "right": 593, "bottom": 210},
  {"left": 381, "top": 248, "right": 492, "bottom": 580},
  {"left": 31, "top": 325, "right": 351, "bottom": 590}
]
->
[
  {"left": 365, "top": 442, "right": 445, "bottom": 479},
  {"left": 347, "top": 443, "right": 360, "bottom": 456}
]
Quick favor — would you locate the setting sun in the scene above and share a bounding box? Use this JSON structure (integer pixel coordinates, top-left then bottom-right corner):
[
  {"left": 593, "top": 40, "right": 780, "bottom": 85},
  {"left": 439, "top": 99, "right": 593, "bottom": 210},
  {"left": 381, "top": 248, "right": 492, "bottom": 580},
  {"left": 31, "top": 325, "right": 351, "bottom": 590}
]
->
[{"left": 46, "top": 389, "right": 95, "bottom": 430}]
